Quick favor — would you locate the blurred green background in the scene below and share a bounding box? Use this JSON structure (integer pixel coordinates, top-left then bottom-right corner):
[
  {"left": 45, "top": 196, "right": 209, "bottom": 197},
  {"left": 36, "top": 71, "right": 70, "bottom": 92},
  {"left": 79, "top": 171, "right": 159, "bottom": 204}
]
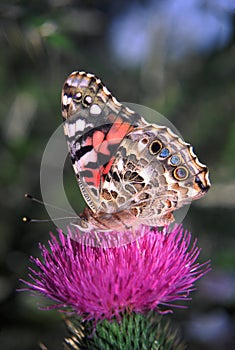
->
[{"left": 0, "top": 1, "right": 235, "bottom": 349}]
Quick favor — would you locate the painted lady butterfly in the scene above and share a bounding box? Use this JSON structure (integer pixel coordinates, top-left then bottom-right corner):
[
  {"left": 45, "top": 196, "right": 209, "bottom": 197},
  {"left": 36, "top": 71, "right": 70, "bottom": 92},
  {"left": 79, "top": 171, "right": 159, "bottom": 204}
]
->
[{"left": 61, "top": 71, "right": 210, "bottom": 232}]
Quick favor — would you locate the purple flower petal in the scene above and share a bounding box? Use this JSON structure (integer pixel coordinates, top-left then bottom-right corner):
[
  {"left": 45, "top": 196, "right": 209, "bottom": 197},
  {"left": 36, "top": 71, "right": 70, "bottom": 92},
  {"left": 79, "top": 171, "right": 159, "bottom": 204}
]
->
[{"left": 20, "top": 224, "right": 210, "bottom": 321}]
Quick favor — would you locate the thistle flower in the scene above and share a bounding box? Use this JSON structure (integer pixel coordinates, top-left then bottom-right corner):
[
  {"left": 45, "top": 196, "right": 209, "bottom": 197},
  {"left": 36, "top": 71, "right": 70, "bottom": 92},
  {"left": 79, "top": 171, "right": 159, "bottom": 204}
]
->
[{"left": 21, "top": 224, "right": 210, "bottom": 322}]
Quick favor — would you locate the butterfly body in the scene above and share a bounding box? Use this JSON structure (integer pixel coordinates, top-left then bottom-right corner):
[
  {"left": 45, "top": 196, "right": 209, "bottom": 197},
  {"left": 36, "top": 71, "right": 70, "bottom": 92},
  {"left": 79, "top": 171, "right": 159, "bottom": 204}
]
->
[{"left": 61, "top": 71, "right": 210, "bottom": 232}]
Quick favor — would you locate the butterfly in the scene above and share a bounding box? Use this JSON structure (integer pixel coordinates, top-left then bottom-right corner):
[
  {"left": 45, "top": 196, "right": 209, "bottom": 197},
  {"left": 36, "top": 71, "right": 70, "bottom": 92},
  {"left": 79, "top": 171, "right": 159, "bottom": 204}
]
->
[{"left": 61, "top": 71, "right": 210, "bottom": 232}]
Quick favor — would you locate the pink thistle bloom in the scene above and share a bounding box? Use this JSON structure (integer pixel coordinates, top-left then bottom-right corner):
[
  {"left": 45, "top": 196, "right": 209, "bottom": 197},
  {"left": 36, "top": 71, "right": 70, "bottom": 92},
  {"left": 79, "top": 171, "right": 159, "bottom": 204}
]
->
[{"left": 21, "top": 225, "right": 210, "bottom": 322}]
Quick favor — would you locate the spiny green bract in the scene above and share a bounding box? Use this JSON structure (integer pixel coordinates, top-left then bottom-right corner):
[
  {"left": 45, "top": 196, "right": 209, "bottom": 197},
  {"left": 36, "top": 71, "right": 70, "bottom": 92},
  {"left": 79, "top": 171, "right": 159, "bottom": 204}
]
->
[{"left": 64, "top": 312, "right": 185, "bottom": 350}]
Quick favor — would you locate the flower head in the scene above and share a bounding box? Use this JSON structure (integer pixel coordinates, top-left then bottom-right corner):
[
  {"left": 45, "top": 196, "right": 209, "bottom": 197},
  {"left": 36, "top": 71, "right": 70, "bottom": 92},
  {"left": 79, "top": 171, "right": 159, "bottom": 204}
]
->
[{"left": 22, "top": 225, "right": 210, "bottom": 322}]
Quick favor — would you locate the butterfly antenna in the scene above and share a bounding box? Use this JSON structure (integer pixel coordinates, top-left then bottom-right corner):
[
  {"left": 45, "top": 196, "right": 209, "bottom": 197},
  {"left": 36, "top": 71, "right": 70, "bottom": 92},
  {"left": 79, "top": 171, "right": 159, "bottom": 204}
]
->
[
  {"left": 22, "top": 215, "right": 78, "bottom": 223},
  {"left": 24, "top": 193, "right": 74, "bottom": 215}
]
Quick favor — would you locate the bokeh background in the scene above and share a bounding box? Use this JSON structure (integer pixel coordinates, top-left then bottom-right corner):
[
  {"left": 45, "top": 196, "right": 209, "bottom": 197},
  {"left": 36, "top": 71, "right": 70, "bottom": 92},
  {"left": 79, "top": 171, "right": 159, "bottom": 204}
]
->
[{"left": 1, "top": 0, "right": 235, "bottom": 349}]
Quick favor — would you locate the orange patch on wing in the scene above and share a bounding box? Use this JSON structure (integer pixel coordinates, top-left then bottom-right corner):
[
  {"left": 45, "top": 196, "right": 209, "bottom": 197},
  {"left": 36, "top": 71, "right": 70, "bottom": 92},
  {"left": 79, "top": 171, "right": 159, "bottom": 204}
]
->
[
  {"left": 98, "top": 140, "right": 111, "bottom": 155},
  {"left": 106, "top": 122, "right": 133, "bottom": 142},
  {"left": 93, "top": 131, "right": 105, "bottom": 151},
  {"left": 83, "top": 136, "right": 92, "bottom": 146},
  {"left": 103, "top": 156, "right": 115, "bottom": 175},
  {"left": 85, "top": 161, "right": 114, "bottom": 187},
  {"left": 95, "top": 122, "right": 133, "bottom": 156},
  {"left": 84, "top": 168, "right": 101, "bottom": 188}
]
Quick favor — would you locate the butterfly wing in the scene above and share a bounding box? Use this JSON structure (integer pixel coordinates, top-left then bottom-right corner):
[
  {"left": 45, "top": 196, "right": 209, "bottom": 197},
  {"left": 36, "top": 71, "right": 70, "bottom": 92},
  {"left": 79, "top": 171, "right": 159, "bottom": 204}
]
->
[
  {"left": 61, "top": 71, "right": 210, "bottom": 231},
  {"left": 100, "top": 124, "right": 211, "bottom": 226},
  {"left": 61, "top": 71, "right": 146, "bottom": 212}
]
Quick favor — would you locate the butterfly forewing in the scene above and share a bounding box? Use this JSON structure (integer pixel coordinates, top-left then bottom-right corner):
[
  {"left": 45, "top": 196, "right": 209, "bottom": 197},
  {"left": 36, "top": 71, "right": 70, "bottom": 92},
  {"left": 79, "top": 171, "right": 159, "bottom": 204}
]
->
[{"left": 61, "top": 71, "right": 147, "bottom": 212}]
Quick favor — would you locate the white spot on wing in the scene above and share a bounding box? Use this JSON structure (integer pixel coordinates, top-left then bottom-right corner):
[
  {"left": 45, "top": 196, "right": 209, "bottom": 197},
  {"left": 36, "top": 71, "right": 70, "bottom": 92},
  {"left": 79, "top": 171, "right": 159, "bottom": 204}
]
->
[
  {"left": 67, "top": 77, "right": 80, "bottom": 87},
  {"left": 137, "top": 140, "right": 147, "bottom": 152},
  {"left": 85, "top": 95, "right": 92, "bottom": 104},
  {"left": 90, "top": 104, "right": 102, "bottom": 115},
  {"left": 62, "top": 95, "right": 72, "bottom": 105},
  {"left": 125, "top": 106, "right": 134, "bottom": 114},
  {"left": 75, "top": 119, "right": 86, "bottom": 131},
  {"left": 205, "top": 172, "right": 211, "bottom": 185},
  {"left": 112, "top": 96, "right": 121, "bottom": 106},
  {"left": 68, "top": 122, "right": 76, "bottom": 137},
  {"left": 63, "top": 123, "right": 70, "bottom": 136},
  {"left": 116, "top": 158, "right": 124, "bottom": 172},
  {"left": 66, "top": 119, "right": 87, "bottom": 136},
  {"left": 103, "top": 86, "right": 111, "bottom": 95},
  {"left": 80, "top": 149, "right": 98, "bottom": 167}
]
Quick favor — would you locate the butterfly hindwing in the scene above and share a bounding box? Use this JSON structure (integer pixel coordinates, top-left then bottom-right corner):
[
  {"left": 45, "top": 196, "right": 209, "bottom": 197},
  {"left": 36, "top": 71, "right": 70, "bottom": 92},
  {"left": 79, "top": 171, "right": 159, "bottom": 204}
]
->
[{"left": 100, "top": 124, "right": 210, "bottom": 225}]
